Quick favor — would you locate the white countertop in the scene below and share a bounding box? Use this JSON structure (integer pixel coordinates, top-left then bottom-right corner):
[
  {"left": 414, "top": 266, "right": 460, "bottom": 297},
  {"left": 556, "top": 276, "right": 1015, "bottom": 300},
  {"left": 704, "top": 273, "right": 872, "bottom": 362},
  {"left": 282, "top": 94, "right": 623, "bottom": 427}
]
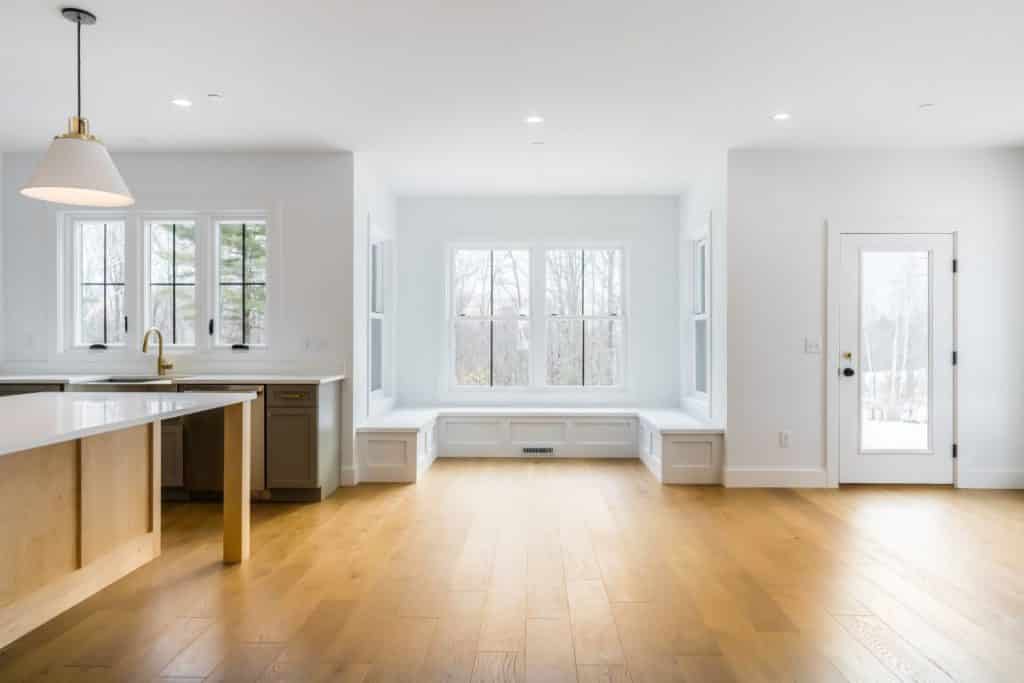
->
[
  {"left": 0, "top": 391, "right": 256, "bottom": 457},
  {"left": 171, "top": 374, "right": 345, "bottom": 385},
  {"left": 0, "top": 375, "right": 109, "bottom": 384},
  {"left": 0, "top": 373, "right": 345, "bottom": 385}
]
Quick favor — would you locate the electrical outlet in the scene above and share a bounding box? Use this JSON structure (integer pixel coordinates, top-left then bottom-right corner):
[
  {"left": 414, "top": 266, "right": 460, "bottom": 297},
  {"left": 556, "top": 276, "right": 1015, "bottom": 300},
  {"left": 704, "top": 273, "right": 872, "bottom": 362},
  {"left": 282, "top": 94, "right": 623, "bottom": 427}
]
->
[
  {"left": 778, "top": 430, "right": 792, "bottom": 448},
  {"left": 804, "top": 338, "right": 822, "bottom": 354}
]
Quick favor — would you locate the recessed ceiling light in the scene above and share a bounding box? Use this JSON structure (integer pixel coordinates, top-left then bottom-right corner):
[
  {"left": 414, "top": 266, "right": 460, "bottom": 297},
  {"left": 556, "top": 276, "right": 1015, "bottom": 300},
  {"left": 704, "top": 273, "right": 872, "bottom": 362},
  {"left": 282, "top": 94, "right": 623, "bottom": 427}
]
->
[
  {"left": 524, "top": 115, "right": 545, "bottom": 125},
  {"left": 171, "top": 98, "right": 193, "bottom": 108},
  {"left": 771, "top": 112, "right": 791, "bottom": 121}
]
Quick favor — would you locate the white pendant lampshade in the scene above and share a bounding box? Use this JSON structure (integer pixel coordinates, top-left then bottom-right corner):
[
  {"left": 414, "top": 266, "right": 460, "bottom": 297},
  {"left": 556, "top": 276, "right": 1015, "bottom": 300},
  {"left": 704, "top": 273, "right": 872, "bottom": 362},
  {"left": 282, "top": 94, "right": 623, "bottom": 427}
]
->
[
  {"left": 21, "top": 7, "right": 133, "bottom": 208},
  {"left": 21, "top": 118, "right": 134, "bottom": 207}
]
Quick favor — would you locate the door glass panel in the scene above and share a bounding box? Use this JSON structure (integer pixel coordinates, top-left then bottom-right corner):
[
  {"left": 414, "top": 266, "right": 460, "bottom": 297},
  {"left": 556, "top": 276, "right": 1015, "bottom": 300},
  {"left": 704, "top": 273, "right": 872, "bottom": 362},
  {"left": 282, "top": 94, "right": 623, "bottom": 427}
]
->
[{"left": 861, "top": 251, "right": 930, "bottom": 451}]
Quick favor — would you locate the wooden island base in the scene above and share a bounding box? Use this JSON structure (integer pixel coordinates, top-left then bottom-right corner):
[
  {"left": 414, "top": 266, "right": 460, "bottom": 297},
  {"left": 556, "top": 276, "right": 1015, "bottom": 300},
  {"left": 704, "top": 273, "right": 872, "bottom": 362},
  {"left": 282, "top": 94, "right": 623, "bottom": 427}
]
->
[
  {"left": 0, "top": 423, "right": 160, "bottom": 649},
  {"left": 0, "top": 400, "right": 251, "bottom": 650}
]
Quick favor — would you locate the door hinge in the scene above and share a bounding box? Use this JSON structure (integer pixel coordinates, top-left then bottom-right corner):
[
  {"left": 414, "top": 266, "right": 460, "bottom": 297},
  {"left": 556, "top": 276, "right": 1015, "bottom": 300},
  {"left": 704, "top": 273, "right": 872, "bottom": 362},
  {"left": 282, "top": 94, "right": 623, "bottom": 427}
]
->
[
  {"left": 952, "top": 350, "right": 958, "bottom": 366},
  {"left": 952, "top": 443, "right": 958, "bottom": 459},
  {"left": 952, "top": 259, "right": 958, "bottom": 273}
]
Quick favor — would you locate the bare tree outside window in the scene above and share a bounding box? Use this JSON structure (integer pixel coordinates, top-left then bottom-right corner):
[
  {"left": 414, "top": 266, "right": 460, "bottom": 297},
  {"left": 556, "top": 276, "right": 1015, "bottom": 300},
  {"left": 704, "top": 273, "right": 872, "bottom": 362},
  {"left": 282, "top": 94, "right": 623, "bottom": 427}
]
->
[
  {"left": 149, "top": 221, "right": 197, "bottom": 345},
  {"left": 77, "top": 220, "right": 126, "bottom": 346},
  {"left": 453, "top": 249, "right": 529, "bottom": 386},
  {"left": 546, "top": 249, "right": 623, "bottom": 386}
]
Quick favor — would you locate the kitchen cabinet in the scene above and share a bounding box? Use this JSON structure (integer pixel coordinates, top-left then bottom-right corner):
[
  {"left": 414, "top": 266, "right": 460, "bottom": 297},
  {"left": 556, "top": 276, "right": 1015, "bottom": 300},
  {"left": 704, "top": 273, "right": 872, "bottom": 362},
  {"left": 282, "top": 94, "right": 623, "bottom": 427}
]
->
[
  {"left": 0, "top": 384, "right": 64, "bottom": 397},
  {"left": 161, "top": 419, "right": 184, "bottom": 488},
  {"left": 3, "top": 375, "right": 342, "bottom": 503},
  {"left": 264, "top": 382, "right": 340, "bottom": 500},
  {"left": 266, "top": 407, "right": 317, "bottom": 487},
  {"left": 177, "top": 384, "right": 266, "bottom": 499}
]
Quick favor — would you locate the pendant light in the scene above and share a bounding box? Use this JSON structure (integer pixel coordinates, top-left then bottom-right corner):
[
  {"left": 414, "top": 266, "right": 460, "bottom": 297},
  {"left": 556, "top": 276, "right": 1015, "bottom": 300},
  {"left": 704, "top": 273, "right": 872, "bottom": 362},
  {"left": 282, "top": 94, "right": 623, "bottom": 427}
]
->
[{"left": 21, "top": 7, "right": 134, "bottom": 207}]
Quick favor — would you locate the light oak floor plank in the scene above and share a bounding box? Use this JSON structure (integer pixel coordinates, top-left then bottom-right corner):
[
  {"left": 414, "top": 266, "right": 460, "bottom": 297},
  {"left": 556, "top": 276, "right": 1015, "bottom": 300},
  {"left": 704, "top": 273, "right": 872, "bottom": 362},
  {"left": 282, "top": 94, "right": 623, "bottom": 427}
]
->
[{"left": 0, "top": 459, "right": 1021, "bottom": 683}]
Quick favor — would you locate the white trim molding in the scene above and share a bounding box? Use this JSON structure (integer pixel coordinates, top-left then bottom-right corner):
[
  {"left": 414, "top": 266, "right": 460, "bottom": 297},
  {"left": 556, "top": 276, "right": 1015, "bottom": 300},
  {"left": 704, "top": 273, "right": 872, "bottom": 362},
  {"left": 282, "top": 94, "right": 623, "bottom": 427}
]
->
[
  {"left": 956, "top": 470, "right": 1024, "bottom": 489},
  {"left": 724, "top": 467, "right": 829, "bottom": 488}
]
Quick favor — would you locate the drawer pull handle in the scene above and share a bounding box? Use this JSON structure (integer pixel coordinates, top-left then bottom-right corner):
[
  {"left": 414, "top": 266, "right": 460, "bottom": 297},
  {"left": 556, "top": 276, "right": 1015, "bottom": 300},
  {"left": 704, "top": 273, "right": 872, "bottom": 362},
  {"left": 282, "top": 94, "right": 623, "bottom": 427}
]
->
[{"left": 279, "top": 392, "right": 306, "bottom": 399}]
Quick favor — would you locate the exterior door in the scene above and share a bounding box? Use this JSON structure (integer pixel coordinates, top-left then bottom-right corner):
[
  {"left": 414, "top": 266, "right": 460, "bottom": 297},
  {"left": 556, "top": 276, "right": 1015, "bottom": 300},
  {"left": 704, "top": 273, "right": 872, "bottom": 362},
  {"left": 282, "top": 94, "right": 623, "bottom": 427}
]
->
[{"left": 838, "top": 234, "right": 955, "bottom": 484}]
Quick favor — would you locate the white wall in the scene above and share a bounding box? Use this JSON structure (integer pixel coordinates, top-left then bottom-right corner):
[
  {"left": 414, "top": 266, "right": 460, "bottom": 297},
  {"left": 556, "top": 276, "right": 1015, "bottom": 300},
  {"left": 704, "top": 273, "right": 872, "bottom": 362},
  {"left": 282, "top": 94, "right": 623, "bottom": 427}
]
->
[
  {"left": 348, "top": 156, "right": 397, "bottom": 484},
  {"left": 396, "top": 196, "right": 680, "bottom": 407},
  {"left": 2, "top": 151, "right": 354, "bottom": 374},
  {"left": 727, "top": 149, "right": 1024, "bottom": 488},
  {"left": 679, "top": 155, "right": 728, "bottom": 424}
]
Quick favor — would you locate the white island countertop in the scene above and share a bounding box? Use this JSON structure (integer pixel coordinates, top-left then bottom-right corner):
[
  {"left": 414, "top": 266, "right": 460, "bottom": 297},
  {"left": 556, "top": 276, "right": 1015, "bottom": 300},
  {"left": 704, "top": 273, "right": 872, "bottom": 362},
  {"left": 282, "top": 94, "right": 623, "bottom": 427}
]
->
[
  {"left": 0, "top": 391, "right": 256, "bottom": 457},
  {"left": 0, "top": 373, "right": 344, "bottom": 385}
]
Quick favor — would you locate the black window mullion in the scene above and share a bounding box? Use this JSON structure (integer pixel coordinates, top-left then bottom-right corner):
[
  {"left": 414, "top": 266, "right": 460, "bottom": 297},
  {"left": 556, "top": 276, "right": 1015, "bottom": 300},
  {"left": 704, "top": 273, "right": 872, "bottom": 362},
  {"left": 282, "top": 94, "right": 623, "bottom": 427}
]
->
[
  {"left": 171, "top": 223, "right": 177, "bottom": 344},
  {"left": 242, "top": 222, "right": 247, "bottom": 345},
  {"left": 102, "top": 223, "right": 108, "bottom": 344}
]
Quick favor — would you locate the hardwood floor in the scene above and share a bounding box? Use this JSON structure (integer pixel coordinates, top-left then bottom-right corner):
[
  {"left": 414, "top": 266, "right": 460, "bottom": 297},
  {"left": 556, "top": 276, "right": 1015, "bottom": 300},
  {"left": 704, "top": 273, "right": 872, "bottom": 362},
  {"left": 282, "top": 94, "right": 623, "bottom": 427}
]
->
[{"left": 1, "top": 458, "right": 1022, "bottom": 682}]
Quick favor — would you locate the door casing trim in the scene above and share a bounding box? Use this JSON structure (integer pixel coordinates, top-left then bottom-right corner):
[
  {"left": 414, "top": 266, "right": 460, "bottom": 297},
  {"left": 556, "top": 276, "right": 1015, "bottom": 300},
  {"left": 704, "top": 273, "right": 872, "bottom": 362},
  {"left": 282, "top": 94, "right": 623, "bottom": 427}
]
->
[{"left": 825, "top": 222, "right": 959, "bottom": 487}]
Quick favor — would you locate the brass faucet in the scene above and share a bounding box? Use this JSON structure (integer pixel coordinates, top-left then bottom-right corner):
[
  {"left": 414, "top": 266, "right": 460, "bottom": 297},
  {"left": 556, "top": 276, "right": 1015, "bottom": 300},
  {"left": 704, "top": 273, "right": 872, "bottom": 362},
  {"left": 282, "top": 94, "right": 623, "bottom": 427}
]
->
[{"left": 142, "top": 328, "right": 174, "bottom": 376}]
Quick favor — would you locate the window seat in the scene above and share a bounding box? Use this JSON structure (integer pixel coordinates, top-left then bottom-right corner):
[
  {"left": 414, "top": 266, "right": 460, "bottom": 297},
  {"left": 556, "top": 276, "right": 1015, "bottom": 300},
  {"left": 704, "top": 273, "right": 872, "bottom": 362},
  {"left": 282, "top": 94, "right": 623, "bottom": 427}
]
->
[{"left": 355, "top": 407, "right": 723, "bottom": 485}]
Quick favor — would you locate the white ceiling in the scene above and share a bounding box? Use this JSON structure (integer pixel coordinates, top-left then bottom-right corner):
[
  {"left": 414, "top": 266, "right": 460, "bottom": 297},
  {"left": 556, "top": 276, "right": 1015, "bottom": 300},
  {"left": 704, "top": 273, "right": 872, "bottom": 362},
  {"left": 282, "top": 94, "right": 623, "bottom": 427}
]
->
[{"left": 3, "top": 0, "right": 1024, "bottom": 194}]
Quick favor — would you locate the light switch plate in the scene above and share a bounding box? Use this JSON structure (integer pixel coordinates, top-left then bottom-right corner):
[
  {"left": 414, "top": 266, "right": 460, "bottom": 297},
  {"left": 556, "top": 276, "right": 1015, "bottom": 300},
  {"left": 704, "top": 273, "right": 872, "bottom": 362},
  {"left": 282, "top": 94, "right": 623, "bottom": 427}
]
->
[{"left": 804, "top": 337, "right": 822, "bottom": 354}]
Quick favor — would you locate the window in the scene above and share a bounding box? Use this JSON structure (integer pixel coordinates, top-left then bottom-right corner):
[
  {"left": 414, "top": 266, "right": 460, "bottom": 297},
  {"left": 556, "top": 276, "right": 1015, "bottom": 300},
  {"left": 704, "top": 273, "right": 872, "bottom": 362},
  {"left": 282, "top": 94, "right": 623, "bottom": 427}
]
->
[
  {"left": 452, "top": 248, "right": 530, "bottom": 386},
  {"left": 545, "top": 249, "right": 623, "bottom": 386},
  {"left": 146, "top": 221, "right": 197, "bottom": 345},
  {"left": 75, "top": 220, "right": 126, "bottom": 347},
  {"left": 216, "top": 221, "right": 267, "bottom": 347},
  {"left": 370, "top": 240, "right": 387, "bottom": 393},
  {"left": 692, "top": 238, "right": 710, "bottom": 396}
]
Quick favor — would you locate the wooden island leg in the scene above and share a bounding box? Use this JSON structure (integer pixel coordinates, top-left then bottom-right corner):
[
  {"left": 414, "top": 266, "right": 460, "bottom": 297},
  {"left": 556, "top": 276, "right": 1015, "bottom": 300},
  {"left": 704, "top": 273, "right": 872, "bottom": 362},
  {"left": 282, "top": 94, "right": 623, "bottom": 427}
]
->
[{"left": 222, "top": 400, "right": 252, "bottom": 563}]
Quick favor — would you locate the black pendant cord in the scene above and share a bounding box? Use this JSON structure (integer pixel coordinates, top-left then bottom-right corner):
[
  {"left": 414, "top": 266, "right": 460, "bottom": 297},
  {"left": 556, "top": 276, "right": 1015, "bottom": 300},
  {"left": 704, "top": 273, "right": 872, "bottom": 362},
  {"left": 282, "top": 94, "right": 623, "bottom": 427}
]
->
[{"left": 76, "top": 19, "right": 82, "bottom": 128}]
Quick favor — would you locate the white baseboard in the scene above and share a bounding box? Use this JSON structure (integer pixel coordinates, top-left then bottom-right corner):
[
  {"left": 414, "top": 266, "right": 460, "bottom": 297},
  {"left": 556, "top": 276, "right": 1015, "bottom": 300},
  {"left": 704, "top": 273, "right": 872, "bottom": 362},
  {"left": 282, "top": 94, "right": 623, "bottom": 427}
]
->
[
  {"left": 340, "top": 466, "right": 359, "bottom": 487},
  {"left": 957, "top": 469, "right": 1024, "bottom": 489},
  {"left": 724, "top": 467, "right": 829, "bottom": 488}
]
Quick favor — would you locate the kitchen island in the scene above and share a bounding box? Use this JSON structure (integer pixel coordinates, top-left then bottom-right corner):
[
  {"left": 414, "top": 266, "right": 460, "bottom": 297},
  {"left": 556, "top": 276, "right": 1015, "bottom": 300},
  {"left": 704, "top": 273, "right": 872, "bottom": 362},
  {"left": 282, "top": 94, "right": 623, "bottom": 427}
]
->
[{"left": 0, "top": 391, "right": 255, "bottom": 649}]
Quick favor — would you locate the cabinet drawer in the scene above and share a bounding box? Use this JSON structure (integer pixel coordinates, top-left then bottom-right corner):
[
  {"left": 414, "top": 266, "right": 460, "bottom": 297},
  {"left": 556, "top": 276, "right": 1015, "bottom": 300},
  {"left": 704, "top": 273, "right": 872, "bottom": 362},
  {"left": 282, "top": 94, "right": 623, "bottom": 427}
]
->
[{"left": 267, "top": 384, "right": 316, "bottom": 407}]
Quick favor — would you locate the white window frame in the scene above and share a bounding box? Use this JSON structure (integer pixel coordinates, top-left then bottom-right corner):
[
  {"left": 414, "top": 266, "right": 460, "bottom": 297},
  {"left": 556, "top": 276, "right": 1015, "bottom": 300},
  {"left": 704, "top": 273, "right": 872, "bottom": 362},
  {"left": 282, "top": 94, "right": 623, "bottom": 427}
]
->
[
  {"left": 691, "top": 237, "right": 711, "bottom": 401},
  {"left": 212, "top": 217, "right": 271, "bottom": 350},
  {"left": 142, "top": 215, "right": 205, "bottom": 351},
  {"left": 445, "top": 243, "right": 629, "bottom": 396},
  {"left": 449, "top": 245, "right": 533, "bottom": 390},
  {"left": 60, "top": 212, "right": 138, "bottom": 355},
  {"left": 368, "top": 233, "right": 392, "bottom": 400},
  {"left": 542, "top": 247, "right": 627, "bottom": 389},
  {"left": 58, "top": 209, "right": 273, "bottom": 358}
]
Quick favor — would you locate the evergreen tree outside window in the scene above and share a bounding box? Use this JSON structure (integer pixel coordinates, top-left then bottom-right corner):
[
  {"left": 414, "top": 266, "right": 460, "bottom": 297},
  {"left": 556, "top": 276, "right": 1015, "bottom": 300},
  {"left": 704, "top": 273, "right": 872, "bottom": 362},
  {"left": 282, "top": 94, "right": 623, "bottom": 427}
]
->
[{"left": 216, "top": 221, "right": 268, "bottom": 346}]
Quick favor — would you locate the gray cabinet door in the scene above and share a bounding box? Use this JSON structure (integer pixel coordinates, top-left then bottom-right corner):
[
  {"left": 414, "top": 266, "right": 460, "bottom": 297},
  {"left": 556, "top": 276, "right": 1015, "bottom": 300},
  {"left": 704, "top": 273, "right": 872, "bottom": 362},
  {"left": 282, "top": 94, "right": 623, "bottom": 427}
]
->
[
  {"left": 161, "top": 418, "right": 184, "bottom": 487},
  {"left": 183, "top": 406, "right": 224, "bottom": 492},
  {"left": 266, "top": 407, "right": 317, "bottom": 488},
  {"left": 0, "top": 384, "right": 63, "bottom": 396}
]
